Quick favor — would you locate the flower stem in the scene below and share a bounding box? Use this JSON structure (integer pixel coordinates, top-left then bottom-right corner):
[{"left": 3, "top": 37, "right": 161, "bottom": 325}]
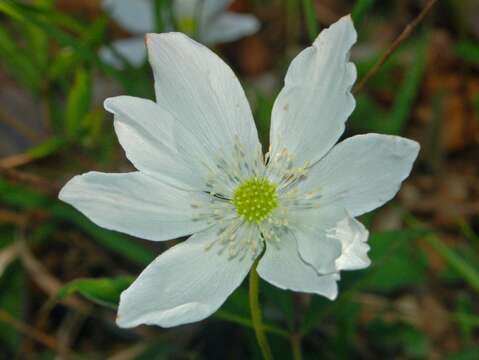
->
[
  {"left": 291, "top": 334, "right": 303, "bottom": 360},
  {"left": 249, "top": 258, "right": 272, "bottom": 360}
]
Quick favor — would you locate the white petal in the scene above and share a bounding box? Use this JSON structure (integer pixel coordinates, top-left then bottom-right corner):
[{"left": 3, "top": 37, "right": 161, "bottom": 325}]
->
[
  {"left": 269, "top": 15, "right": 357, "bottom": 168},
  {"left": 257, "top": 230, "right": 339, "bottom": 300},
  {"left": 334, "top": 216, "right": 371, "bottom": 271},
  {"left": 58, "top": 171, "right": 210, "bottom": 241},
  {"left": 300, "top": 133, "right": 420, "bottom": 217},
  {"left": 104, "top": 96, "right": 211, "bottom": 191},
  {"left": 102, "top": 0, "right": 154, "bottom": 34},
  {"left": 99, "top": 37, "right": 146, "bottom": 69},
  {"left": 199, "top": 13, "right": 260, "bottom": 45},
  {"left": 288, "top": 206, "right": 344, "bottom": 274},
  {"left": 117, "top": 225, "right": 259, "bottom": 328},
  {"left": 146, "top": 32, "right": 262, "bottom": 175}
]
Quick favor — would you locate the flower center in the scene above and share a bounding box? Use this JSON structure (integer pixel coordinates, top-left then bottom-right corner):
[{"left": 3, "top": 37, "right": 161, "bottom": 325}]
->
[{"left": 232, "top": 178, "right": 278, "bottom": 224}]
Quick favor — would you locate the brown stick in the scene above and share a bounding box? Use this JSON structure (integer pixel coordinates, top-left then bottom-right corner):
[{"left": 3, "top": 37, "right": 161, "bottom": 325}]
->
[
  {"left": 0, "top": 153, "right": 36, "bottom": 169},
  {"left": 0, "top": 109, "right": 40, "bottom": 143},
  {"left": 353, "top": 0, "right": 438, "bottom": 94},
  {"left": 16, "top": 240, "right": 91, "bottom": 313},
  {"left": 0, "top": 309, "right": 63, "bottom": 352},
  {"left": 0, "top": 208, "right": 27, "bottom": 226},
  {"left": 0, "top": 166, "right": 59, "bottom": 194}
]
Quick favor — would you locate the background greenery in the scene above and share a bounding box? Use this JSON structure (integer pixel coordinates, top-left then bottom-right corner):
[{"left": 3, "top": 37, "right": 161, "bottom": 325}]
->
[{"left": 0, "top": 0, "right": 478, "bottom": 358}]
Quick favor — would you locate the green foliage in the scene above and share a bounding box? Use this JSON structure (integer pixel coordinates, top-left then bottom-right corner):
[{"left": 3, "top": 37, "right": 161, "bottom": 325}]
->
[
  {"left": 26, "top": 138, "right": 67, "bottom": 161},
  {"left": 65, "top": 68, "right": 92, "bottom": 136},
  {"left": 0, "top": 263, "right": 24, "bottom": 352},
  {"left": 300, "top": 229, "right": 425, "bottom": 337},
  {"left": 386, "top": 38, "right": 428, "bottom": 134},
  {"left": 364, "top": 230, "right": 427, "bottom": 291},
  {"left": 58, "top": 276, "right": 134, "bottom": 308},
  {"left": 425, "top": 234, "right": 479, "bottom": 294},
  {"left": 456, "top": 41, "right": 479, "bottom": 66},
  {"left": 0, "top": 25, "right": 42, "bottom": 91},
  {"left": 253, "top": 92, "right": 274, "bottom": 149},
  {"left": 447, "top": 348, "right": 479, "bottom": 360},
  {"left": 351, "top": 37, "right": 427, "bottom": 135},
  {"left": 352, "top": 0, "right": 375, "bottom": 25},
  {"left": 301, "top": 0, "right": 319, "bottom": 41},
  {"left": 0, "top": 179, "right": 155, "bottom": 265},
  {"left": 366, "top": 320, "right": 430, "bottom": 358}
]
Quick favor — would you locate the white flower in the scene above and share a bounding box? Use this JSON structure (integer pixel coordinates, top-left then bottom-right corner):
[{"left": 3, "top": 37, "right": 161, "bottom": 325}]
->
[
  {"left": 99, "top": 0, "right": 260, "bottom": 68},
  {"left": 59, "top": 15, "right": 419, "bottom": 328}
]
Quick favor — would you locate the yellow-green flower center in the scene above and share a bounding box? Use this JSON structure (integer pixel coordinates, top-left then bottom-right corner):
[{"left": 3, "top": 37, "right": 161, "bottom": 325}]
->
[
  {"left": 232, "top": 178, "right": 278, "bottom": 224},
  {"left": 177, "top": 18, "right": 197, "bottom": 35}
]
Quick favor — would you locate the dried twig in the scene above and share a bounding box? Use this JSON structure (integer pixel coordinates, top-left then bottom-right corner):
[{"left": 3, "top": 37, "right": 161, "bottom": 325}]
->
[
  {"left": 0, "top": 108, "right": 40, "bottom": 142},
  {"left": 0, "top": 309, "right": 65, "bottom": 353},
  {"left": 353, "top": 0, "right": 438, "bottom": 94},
  {"left": 0, "top": 166, "right": 59, "bottom": 194},
  {"left": 0, "top": 153, "right": 36, "bottom": 169},
  {"left": 0, "top": 208, "right": 28, "bottom": 226},
  {"left": 16, "top": 239, "right": 90, "bottom": 313},
  {"left": 0, "top": 244, "right": 18, "bottom": 277},
  {"left": 108, "top": 343, "right": 150, "bottom": 360}
]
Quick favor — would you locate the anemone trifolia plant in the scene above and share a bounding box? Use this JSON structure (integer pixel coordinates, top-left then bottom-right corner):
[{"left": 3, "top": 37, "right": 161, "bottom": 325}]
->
[{"left": 60, "top": 15, "right": 419, "bottom": 328}]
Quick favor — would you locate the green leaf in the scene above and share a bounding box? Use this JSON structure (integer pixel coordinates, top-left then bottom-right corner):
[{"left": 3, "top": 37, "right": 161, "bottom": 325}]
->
[
  {"left": 0, "top": 0, "right": 130, "bottom": 88},
  {"left": 351, "top": 37, "right": 427, "bottom": 135},
  {"left": 24, "top": 0, "right": 52, "bottom": 72},
  {"left": 81, "top": 109, "right": 106, "bottom": 147},
  {"left": 301, "top": 0, "right": 319, "bottom": 42},
  {"left": 0, "top": 25, "right": 41, "bottom": 91},
  {"left": 65, "top": 68, "right": 91, "bottom": 136},
  {"left": 262, "top": 282, "right": 295, "bottom": 329},
  {"left": 222, "top": 286, "right": 250, "bottom": 317},
  {"left": 446, "top": 348, "right": 479, "bottom": 360},
  {"left": 253, "top": 92, "right": 274, "bottom": 150},
  {"left": 0, "top": 263, "right": 25, "bottom": 352},
  {"left": 364, "top": 230, "right": 427, "bottom": 291},
  {"left": 58, "top": 276, "right": 134, "bottom": 308},
  {"left": 48, "top": 17, "right": 108, "bottom": 82},
  {"left": 301, "top": 229, "right": 425, "bottom": 335},
  {"left": 349, "top": 93, "right": 387, "bottom": 131},
  {"left": 400, "top": 326, "right": 430, "bottom": 358},
  {"left": 153, "top": 0, "right": 174, "bottom": 33},
  {"left": 456, "top": 41, "right": 479, "bottom": 66},
  {"left": 425, "top": 234, "right": 479, "bottom": 294},
  {"left": 365, "top": 320, "right": 430, "bottom": 358},
  {"left": 331, "top": 301, "right": 360, "bottom": 358},
  {"left": 26, "top": 137, "right": 67, "bottom": 160},
  {"left": 352, "top": 0, "right": 375, "bottom": 25},
  {"left": 384, "top": 37, "right": 427, "bottom": 134}
]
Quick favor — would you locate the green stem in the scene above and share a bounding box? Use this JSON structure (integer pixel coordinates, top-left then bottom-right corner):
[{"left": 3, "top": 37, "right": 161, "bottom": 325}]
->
[
  {"left": 291, "top": 334, "right": 303, "bottom": 360},
  {"left": 249, "top": 258, "right": 272, "bottom": 360}
]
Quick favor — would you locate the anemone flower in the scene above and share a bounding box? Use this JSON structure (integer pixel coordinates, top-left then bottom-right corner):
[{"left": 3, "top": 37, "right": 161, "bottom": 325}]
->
[{"left": 60, "top": 15, "right": 419, "bottom": 328}]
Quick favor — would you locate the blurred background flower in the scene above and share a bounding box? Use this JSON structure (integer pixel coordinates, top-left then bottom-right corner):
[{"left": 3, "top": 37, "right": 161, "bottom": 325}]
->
[{"left": 99, "top": 0, "right": 260, "bottom": 68}]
